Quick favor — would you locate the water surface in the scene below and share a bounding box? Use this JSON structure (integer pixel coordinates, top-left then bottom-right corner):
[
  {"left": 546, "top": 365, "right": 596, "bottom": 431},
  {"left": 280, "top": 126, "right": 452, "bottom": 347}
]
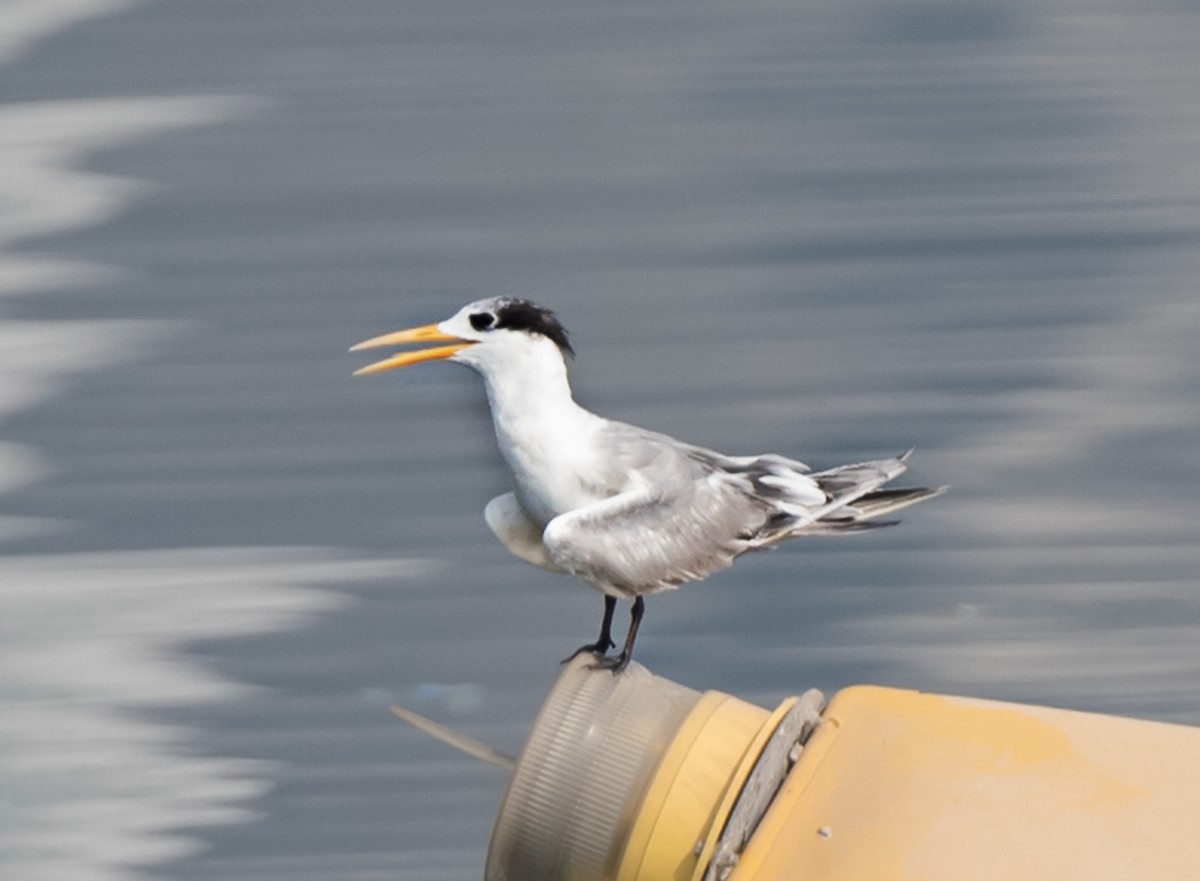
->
[{"left": 2, "top": 1, "right": 1199, "bottom": 878}]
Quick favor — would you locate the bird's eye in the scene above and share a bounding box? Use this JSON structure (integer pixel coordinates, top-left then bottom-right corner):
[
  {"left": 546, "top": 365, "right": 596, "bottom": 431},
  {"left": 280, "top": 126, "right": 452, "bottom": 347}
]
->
[{"left": 469, "top": 313, "right": 494, "bottom": 331}]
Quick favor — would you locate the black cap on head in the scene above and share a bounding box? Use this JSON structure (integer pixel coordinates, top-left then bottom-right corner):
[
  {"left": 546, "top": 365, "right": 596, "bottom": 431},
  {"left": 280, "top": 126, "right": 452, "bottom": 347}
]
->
[{"left": 492, "top": 298, "right": 574, "bottom": 357}]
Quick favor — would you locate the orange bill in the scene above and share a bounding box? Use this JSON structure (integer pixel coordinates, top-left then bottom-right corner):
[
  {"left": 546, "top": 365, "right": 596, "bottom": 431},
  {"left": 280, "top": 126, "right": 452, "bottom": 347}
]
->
[{"left": 350, "top": 323, "right": 474, "bottom": 375}]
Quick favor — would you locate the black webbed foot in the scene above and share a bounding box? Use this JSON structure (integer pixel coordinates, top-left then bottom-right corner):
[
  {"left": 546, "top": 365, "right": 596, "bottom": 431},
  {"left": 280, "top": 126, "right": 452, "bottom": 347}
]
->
[
  {"left": 586, "top": 649, "right": 631, "bottom": 674},
  {"left": 584, "top": 595, "right": 643, "bottom": 676},
  {"left": 562, "top": 595, "right": 618, "bottom": 664},
  {"left": 561, "top": 637, "right": 616, "bottom": 665}
]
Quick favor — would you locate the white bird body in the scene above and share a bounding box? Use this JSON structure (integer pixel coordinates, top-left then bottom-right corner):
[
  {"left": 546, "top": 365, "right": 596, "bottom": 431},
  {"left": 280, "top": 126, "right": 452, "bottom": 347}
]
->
[
  {"left": 475, "top": 336, "right": 608, "bottom": 526},
  {"left": 352, "top": 297, "right": 946, "bottom": 668}
]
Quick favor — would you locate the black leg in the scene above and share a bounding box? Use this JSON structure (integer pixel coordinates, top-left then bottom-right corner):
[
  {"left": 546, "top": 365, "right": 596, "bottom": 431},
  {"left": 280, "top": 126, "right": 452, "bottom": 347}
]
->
[
  {"left": 590, "top": 596, "right": 644, "bottom": 674},
  {"left": 562, "top": 595, "right": 618, "bottom": 663}
]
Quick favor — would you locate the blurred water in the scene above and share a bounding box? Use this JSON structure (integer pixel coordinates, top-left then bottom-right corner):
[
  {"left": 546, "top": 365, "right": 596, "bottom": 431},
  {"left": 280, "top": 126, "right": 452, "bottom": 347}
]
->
[{"left": 2, "top": 0, "right": 1199, "bottom": 879}]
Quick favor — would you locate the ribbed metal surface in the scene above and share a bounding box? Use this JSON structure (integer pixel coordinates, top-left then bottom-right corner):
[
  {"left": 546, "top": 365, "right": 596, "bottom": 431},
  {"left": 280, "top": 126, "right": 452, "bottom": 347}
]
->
[{"left": 486, "top": 658, "right": 701, "bottom": 881}]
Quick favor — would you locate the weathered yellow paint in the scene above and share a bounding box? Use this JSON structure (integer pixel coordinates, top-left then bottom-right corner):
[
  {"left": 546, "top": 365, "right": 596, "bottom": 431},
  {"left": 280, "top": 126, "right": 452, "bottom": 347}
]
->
[
  {"left": 616, "top": 691, "right": 773, "bottom": 881},
  {"left": 733, "top": 686, "right": 1200, "bottom": 881}
]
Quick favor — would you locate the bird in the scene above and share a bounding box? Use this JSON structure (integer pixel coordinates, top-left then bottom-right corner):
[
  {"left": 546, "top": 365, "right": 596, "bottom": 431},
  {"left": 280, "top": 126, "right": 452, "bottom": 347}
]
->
[{"left": 351, "top": 297, "right": 946, "bottom": 672}]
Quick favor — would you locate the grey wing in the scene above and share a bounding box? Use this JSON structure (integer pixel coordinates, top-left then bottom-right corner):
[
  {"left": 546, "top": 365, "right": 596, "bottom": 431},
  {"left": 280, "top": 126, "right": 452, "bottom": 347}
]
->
[
  {"left": 541, "top": 476, "right": 771, "bottom": 596},
  {"left": 595, "top": 420, "right": 826, "bottom": 508}
]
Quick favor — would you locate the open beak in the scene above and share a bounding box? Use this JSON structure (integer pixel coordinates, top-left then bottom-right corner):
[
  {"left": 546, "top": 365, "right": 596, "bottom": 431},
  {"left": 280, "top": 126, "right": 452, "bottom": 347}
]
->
[{"left": 349, "top": 323, "right": 474, "bottom": 376}]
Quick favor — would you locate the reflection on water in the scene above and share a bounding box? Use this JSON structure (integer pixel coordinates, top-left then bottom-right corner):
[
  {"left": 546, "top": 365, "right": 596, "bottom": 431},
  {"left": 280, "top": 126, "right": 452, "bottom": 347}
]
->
[
  {"left": 0, "top": 549, "right": 422, "bottom": 881},
  {"left": 2, "top": 0, "right": 1200, "bottom": 879}
]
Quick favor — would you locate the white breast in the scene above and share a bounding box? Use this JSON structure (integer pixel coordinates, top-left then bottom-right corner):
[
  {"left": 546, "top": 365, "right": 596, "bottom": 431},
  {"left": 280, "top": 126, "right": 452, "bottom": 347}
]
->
[
  {"left": 473, "top": 342, "right": 613, "bottom": 525},
  {"left": 494, "top": 405, "right": 610, "bottom": 524}
]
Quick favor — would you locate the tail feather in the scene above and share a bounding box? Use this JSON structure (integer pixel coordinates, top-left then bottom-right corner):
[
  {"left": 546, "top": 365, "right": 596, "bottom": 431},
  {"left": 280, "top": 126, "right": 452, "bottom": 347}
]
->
[
  {"left": 795, "top": 453, "right": 911, "bottom": 520},
  {"left": 802, "top": 486, "right": 948, "bottom": 535},
  {"left": 750, "top": 451, "right": 945, "bottom": 546},
  {"left": 791, "top": 518, "right": 901, "bottom": 536},
  {"left": 845, "top": 485, "right": 949, "bottom": 521}
]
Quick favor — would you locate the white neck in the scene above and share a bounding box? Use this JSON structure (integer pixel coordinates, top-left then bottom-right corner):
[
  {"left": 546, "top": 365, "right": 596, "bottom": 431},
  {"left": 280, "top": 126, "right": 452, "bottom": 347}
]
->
[
  {"left": 482, "top": 346, "right": 576, "bottom": 420},
  {"left": 480, "top": 345, "right": 596, "bottom": 453},
  {"left": 462, "top": 338, "right": 602, "bottom": 520}
]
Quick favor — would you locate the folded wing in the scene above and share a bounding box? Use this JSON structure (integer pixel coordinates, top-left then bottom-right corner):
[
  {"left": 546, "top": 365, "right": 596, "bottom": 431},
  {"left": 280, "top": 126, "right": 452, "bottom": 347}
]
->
[{"left": 541, "top": 441, "right": 944, "bottom": 596}]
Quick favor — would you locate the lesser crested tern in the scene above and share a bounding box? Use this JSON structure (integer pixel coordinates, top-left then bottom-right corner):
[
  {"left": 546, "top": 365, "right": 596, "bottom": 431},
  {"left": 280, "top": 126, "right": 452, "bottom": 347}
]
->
[{"left": 352, "top": 297, "right": 945, "bottom": 671}]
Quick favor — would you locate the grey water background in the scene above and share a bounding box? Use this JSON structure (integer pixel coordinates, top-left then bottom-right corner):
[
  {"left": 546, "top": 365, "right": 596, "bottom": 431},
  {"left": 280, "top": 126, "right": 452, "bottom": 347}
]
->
[{"left": 2, "top": 0, "right": 1199, "bottom": 878}]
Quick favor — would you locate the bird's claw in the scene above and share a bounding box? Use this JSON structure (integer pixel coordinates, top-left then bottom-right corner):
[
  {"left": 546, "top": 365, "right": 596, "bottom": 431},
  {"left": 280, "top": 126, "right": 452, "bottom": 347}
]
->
[
  {"left": 560, "top": 639, "right": 615, "bottom": 665},
  {"left": 586, "top": 651, "right": 631, "bottom": 675}
]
